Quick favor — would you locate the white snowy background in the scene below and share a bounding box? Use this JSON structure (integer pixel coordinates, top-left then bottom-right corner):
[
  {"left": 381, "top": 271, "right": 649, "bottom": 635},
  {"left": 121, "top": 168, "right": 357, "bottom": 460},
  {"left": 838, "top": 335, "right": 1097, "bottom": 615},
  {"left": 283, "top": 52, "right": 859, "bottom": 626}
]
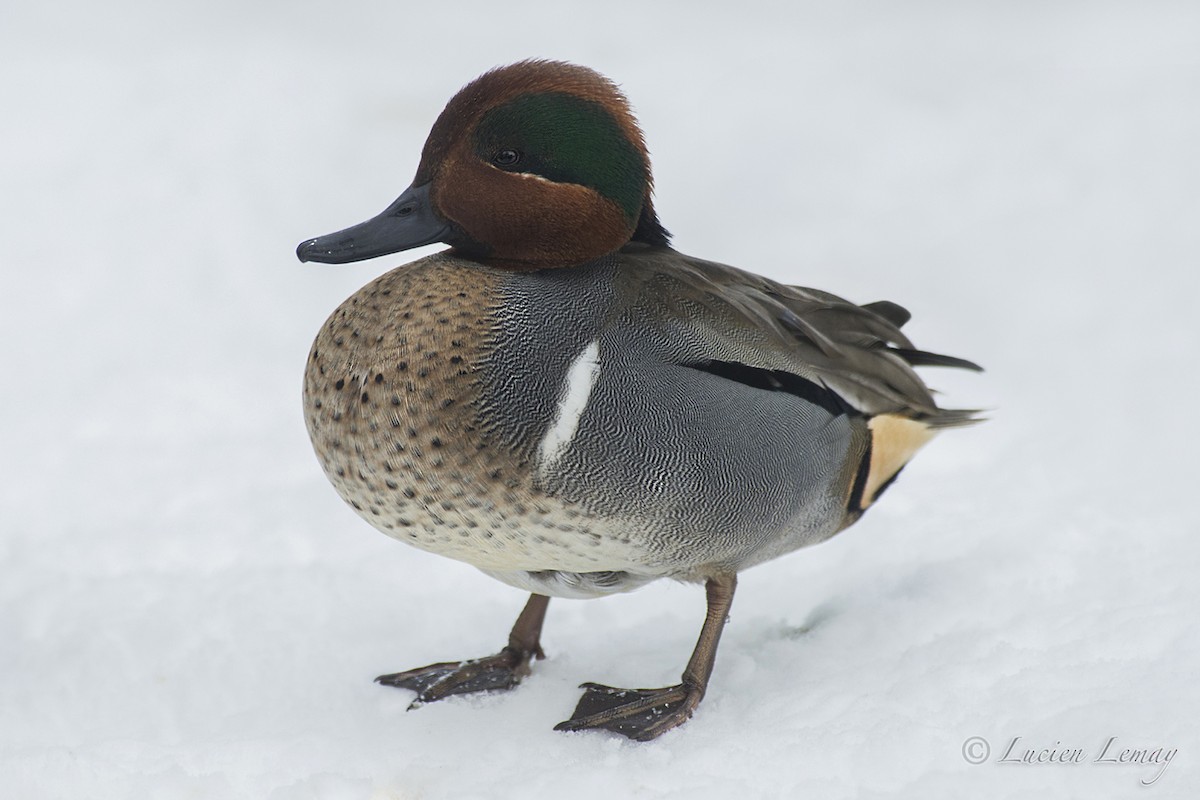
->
[{"left": 2, "top": 1, "right": 1197, "bottom": 797}]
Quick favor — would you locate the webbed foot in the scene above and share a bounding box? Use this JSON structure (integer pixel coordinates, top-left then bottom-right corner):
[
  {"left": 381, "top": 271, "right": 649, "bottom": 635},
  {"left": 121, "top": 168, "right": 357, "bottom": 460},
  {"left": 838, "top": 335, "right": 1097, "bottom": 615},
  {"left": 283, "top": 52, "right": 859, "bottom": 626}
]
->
[
  {"left": 553, "top": 681, "right": 703, "bottom": 741},
  {"left": 553, "top": 574, "right": 737, "bottom": 741},
  {"left": 376, "top": 645, "right": 541, "bottom": 707},
  {"left": 376, "top": 593, "right": 549, "bottom": 708}
]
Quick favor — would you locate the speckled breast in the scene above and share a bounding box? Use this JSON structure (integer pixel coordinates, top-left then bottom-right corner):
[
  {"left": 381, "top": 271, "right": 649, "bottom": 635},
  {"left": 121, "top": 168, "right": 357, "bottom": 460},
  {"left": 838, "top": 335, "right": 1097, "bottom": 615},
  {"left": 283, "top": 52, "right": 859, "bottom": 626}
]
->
[{"left": 303, "top": 252, "right": 644, "bottom": 575}]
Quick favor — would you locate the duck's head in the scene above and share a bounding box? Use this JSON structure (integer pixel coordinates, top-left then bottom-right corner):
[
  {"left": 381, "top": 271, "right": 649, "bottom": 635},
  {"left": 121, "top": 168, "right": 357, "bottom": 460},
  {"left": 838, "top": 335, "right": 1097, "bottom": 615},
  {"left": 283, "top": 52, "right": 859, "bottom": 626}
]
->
[{"left": 297, "top": 60, "right": 670, "bottom": 270}]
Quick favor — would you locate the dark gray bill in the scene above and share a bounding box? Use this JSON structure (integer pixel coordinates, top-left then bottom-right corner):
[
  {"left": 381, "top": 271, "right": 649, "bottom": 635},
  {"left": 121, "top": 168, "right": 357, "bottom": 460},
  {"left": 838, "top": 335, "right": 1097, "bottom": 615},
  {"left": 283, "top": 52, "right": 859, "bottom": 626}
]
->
[{"left": 296, "top": 183, "right": 449, "bottom": 264}]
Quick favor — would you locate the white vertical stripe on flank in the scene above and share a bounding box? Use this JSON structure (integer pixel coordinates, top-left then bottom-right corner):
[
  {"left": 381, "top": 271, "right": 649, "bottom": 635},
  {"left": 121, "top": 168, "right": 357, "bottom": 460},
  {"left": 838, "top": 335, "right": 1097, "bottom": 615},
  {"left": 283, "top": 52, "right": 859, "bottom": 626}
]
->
[{"left": 537, "top": 339, "right": 600, "bottom": 474}]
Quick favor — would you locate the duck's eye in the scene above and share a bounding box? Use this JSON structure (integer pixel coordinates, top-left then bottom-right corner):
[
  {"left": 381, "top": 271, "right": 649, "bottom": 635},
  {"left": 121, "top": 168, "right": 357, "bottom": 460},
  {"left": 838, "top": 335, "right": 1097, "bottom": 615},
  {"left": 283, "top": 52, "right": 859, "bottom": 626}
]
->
[{"left": 492, "top": 149, "right": 521, "bottom": 168}]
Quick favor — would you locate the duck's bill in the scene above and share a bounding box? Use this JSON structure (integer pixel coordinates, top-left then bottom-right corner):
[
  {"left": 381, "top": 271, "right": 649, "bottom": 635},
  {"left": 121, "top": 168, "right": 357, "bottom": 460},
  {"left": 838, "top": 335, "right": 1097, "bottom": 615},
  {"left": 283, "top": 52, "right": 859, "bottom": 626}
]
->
[{"left": 296, "top": 183, "right": 450, "bottom": 264}]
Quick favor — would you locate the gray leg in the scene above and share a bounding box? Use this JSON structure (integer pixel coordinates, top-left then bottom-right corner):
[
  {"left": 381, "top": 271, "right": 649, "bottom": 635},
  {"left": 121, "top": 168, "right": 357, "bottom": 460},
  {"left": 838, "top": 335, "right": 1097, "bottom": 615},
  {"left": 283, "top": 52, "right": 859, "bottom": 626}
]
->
[
  {"left": 376, "top": 593, "right": 550, "bottom": 707},
  {"left": 555, "top": 574, "right": 737, "bottom": 741}
]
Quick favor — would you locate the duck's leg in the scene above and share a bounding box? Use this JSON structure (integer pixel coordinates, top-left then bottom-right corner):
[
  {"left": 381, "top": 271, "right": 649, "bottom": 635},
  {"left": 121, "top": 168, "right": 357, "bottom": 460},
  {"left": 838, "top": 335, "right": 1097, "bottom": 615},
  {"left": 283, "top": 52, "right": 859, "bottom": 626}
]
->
[
  {"left": 376, "top": 593, "right": 549, "bottom": 708},
  {"left": 555, "top": 574, "right": 736, "bottom": 741}
]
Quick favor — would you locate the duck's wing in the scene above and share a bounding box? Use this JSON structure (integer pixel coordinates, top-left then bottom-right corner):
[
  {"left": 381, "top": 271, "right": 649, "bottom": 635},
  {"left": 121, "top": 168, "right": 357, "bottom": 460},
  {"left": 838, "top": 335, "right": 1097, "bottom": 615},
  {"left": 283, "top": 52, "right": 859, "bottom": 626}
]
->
[{"left": 615, "top": 247, "right": 982, "bottom": 427}]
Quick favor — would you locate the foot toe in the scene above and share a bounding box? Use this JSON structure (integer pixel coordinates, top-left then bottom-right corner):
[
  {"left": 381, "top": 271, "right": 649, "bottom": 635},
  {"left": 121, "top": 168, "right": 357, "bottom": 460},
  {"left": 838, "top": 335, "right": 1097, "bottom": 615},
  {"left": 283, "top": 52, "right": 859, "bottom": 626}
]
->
[
  {"left": 555, "top": 683, "right": 700, "bottom": 740},
  {"left": 376, "top": 651, "right": 526, "bottom": 704}
]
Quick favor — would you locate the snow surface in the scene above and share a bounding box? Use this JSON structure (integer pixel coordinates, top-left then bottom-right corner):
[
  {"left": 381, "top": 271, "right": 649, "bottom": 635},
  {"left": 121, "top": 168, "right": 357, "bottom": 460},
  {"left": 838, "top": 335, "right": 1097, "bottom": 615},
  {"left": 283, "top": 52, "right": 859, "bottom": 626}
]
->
[{"left": 3, "top": 1, "right": 1198, "bottom": 798}]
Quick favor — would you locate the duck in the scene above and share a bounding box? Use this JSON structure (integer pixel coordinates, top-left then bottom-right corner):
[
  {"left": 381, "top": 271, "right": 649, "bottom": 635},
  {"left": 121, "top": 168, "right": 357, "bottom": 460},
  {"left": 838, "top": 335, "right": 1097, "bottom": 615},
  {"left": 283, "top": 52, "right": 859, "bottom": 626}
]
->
[{"left": 296, "top": 59, "right": 981, "bottom": 741}]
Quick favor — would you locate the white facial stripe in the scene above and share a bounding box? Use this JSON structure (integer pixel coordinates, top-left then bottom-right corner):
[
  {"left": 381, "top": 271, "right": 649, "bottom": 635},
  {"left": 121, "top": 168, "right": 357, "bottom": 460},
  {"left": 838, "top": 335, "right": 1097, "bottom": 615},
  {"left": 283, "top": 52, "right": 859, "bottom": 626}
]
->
[
  {"left": 537, "top": 339, "right": 600, "bottom": 474},
  {"left": 488, "top": 163, "right": 554, "bottom": 184}
]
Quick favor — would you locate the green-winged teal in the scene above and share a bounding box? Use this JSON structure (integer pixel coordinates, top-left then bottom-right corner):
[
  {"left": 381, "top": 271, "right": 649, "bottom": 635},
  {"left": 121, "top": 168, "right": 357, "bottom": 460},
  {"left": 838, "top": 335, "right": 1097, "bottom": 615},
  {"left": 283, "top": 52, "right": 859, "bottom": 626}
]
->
[{"left": 297, "top": 59, "right": 981, "bottom": 741}]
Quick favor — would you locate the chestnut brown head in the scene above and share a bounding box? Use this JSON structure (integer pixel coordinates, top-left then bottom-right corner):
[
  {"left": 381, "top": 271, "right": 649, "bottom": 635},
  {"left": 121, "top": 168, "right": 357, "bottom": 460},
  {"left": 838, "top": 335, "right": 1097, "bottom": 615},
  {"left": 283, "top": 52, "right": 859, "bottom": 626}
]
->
[{"left": 298, "top": 60, "right": 669, "bottom": 270}]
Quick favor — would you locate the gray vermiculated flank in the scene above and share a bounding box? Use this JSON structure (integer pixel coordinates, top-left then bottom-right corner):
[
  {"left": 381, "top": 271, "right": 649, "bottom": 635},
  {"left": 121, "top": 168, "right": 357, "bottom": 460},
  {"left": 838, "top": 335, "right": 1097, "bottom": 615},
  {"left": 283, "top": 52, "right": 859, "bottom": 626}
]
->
[{"left": 484, "top": 256, "right": 857, "bottom": 574}]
